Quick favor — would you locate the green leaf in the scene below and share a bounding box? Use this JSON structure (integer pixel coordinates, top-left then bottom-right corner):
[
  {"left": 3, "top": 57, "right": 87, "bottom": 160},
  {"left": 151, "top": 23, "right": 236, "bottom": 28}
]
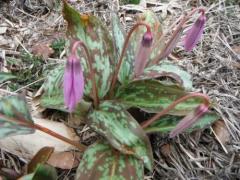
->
[
  {"left": 126, "top": 0, "right": 141, "bottom": 4},
  {"left": 20, "top": 164, "right": 57, "bottom": 180},
  {"left": 119, "top": 10, "right": 164, "bottom": 84},
  {"left": 27, "top": 147, "right": 54, "bottom": 173},
  {"left": 0, "top": 72, "right": 16, "bottom": 83},
  {"left": 144, "top": 112, "right": 220, "bottom": 133},
  {"left": 63, "top": 1, "right": 114, "bottom": 99},
  {"left": 40, "top": 65, "right": 65, "bottom": 111},
  {"left": 87, "top": 101, "right": 153, "bottom": 170},
  {"left": 0, "top": 96, "right": 35, "bottom": 138},
  {"left": 139, "top": 61, "right": 193, "bottom": 90},
  {"left": 116, "top": 80, "right": 203, "bottom": 115},
  {"left": 76, "top": 142, "right": 144, "bottom": 180}
]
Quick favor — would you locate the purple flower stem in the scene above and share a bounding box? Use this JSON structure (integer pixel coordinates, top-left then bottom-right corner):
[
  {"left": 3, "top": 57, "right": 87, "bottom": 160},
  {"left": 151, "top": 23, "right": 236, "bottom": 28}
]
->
[
  {"left": 109, "top": 22, "right": 152, "bottom": 98},
  {"left": 151, "top": 7, "right": 206, "bottom": 65}
]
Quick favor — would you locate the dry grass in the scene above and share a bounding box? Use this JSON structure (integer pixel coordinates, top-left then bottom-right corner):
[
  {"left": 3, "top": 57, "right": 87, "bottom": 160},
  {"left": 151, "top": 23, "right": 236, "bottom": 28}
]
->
[{"left": 0, "top": 0, "right": 240, "bottom": 179}]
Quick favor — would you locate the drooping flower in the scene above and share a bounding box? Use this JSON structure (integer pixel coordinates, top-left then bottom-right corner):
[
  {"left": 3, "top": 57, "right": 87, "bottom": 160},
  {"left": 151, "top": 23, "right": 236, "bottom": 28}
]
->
[
  {"left": 134, "top": 31, "right": 153, "bottom": 77},
  {"left": 169, "top": 104, "right": 208, "bottom": 138},
  {"left": 64, "top": 52, "right": 84, "bottom": 112},
  {"left": 184, "top": 13, "right": 206, "bottom": 51}
]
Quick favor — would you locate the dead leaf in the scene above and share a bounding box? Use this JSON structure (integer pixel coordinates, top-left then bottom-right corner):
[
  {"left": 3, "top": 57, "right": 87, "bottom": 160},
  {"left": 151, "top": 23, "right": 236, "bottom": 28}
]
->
[
  {"left": 32, "top": 43, "right": 54, "bottom": 60},
  {"left": 0, "top": 26, "right": 7, "bottom": 34},
  {"left": 213, "top": 120, "right": 230, "bottom": 145},
  {"left": 160, "top": 143, "right": 172, "bottom": 158},
  {"left": 0, "top": 117, "right": 80, "bottom": 161},
  {"left": 47, "top": 151, "right": 81, "bottom": 169},
  {"left": 27, "top": 147, "right": 54, "bottom": 173},
  {"left": 232, "top": 45, "right": 240, "bottom": 54}
]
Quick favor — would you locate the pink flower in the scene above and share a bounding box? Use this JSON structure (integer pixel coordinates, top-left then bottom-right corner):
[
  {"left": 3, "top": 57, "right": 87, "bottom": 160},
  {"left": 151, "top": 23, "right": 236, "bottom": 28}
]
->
[
  {"left": 64, "top": 54, "right": 84, "bottom": 112},
  {"left": 184, "top": 13, "right": 206, "bottom": 51},
  {"left": 134, "top": 31, "right": 153, "bottom": 77},
  {"left": 169, "top": 104, "right": 208, "bottom": 138}
]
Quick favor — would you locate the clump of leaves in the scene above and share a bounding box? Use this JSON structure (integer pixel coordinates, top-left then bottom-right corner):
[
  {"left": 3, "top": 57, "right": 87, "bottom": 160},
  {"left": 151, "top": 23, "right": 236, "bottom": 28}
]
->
[{"left": 0, "top": 1, "right": 220, "bottom": 179}]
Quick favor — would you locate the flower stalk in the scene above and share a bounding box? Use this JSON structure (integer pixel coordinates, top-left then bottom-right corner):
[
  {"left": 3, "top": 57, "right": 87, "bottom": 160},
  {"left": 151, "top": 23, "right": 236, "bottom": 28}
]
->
[
  {"left": 151, "top": 7, "right": 206, "bottom": 64},
  {"left": 141, "top": 93, "right": 210, "bottom": 129},
  {"left": 109, "top": 22, "right": 152, "bottom": 97}
]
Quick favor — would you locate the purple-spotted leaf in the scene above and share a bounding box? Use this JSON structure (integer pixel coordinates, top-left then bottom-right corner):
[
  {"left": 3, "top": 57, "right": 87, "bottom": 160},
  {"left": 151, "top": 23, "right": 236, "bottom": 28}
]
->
[
  {"left": 116, "top": 80, "right": 203, "bottom": 115},
  {"left": 0, "top": 96, "right": 35, "bottom": 138},
  {"left": 63, "top": 1, "right": 114, "bottom": 98},
  {"left": 76, "top": 142, "right": 144, "bottom": 180},
  {"left": 119, "top": 10, "right": 164, "bottom": 83},
  {"left": 137, "top": 60, "right": 193, "bottom": 90},
  {"left": 40, "top": 65, "right": 65, "bottom": 111},
  {"left": 144, "top": 112, "right": 219, "bottom": 133},
  {"left": 87, "top": 101, "right": 153, "bottom": 170}
]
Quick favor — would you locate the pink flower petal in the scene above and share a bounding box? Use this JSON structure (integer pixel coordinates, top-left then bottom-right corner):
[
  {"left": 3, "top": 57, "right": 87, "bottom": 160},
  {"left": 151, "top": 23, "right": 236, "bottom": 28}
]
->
[
  {"left": 170, "top": 104, "right": 208, "bottom": 138},
  {"left": 184, "top": 14, "right": 206, "bottom": 51},
  {"left": 134, "top": 31, "right": 153, "bottom": 77},
  {"left": 64, "top": 55, "right": 84, "bottom": 112}
]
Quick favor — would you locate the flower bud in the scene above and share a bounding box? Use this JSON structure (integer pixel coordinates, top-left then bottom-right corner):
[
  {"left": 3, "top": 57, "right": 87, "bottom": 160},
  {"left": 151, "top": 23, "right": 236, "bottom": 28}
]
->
[
  {"left": 64, "top": 54, "right": 84, "bottom": 112},
  {"left": 134, "top": 31, "right": 153, "bottom": 77},
  {"left": 169, "top": 104, "right": 208, "bottom": 138},
  {"left": 184, "top": 13, "right": 206, "bottom": 51}
]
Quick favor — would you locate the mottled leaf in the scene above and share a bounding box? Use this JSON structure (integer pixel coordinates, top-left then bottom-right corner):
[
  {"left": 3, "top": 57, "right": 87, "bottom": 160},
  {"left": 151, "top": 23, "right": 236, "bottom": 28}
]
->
[
  {"left": 144, "top": 112, "right": 220, "bottom": 133},
  {"left": 87, "top": 101, "right": 153, "bottom": 170},
  {"left": 76, "top": 142, "right": 144, "bottom": 180},
  {"left": 40, "top": 65, "right": 65, "bottom": 111},
  {"left": 27, "top": 147, "right": 54, "bottom": 173},
  {"left": 63, "top": 1, "right": 114, "bottom": 98},
  {"left": 0, "top": 72, "right": 16, "bottom": 83},
  {"left": 116, "top": 80, "right": 203, "bottom": 115},
  {"left": 20, "top": 164, "right": 57, "bottom": 180},
  {"left": 0, "top": 96, "right": 34, "bottom": 138},
  {"left": 138, "top": 61, "right": 193, "bottom": 90}
]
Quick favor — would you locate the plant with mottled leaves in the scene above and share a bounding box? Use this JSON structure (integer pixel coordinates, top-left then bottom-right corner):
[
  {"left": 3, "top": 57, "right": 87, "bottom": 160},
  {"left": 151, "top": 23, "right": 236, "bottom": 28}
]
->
[{"left": 0, "top": 1, "right": 218, "bottom": 179}]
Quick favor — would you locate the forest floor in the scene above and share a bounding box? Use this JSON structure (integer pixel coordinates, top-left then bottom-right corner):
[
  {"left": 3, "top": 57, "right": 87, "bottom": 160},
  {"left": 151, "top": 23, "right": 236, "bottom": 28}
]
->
[{"left": 0, "top": 0, "right": 240, "bottom": 179}]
